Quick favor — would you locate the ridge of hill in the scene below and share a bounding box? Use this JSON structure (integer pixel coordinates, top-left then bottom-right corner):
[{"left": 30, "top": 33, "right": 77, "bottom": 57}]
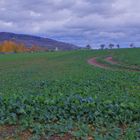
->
[{"left": 0, "top": 32, "right": 79, "bottom": 51}]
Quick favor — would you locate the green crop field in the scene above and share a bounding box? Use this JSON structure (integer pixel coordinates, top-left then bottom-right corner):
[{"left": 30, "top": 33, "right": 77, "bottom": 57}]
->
[{"left": 0, "top": 48, "right": 140, "bottom": 140}]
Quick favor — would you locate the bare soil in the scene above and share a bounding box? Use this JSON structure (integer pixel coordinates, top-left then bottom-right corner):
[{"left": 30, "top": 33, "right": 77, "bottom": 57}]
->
[
  {"left": 88, "top": 57, "right": 109, "bottom": 69},
  {"left": 88, "top": 56, "right": 140, "bottom": 72},
  {"left": 104, "top": 56, "right": 118, "bottom": 64}
]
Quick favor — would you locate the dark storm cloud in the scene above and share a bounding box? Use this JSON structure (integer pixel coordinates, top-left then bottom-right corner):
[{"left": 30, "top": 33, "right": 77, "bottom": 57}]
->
[{"left": 0, "top": 0, "right": 140, "bottom": 47}]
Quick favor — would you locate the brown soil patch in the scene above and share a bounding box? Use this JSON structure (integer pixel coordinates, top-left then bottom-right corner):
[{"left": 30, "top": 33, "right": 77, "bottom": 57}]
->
[
  {"left": 88, "top": 56, "right": 140, "bottom": 72},
  {"left": 105, "top": 57, "right": 118, "bottom": 64},
  {"left": 0, "top": 125, "right": 32, "bottom": 140},
  {"left": 88, "top": 57, "right": 108, "bottom": 69},
  {"left": 46, "top": 133, "right": 73, "bottom": 140}
]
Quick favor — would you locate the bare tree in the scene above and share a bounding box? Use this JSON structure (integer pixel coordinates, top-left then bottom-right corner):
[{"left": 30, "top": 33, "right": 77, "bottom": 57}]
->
[
  {"left": 86, "top": 44, "right": 91, "bottom": 49},
  {"left": 109, "top": 44, "right": 114, "bottom": 49},
  {"left": 130, "top": 43, "right": 135, "bottom": 48},
  {"left": 116, "top": 44, "right": 120, "bottom": 49},
  {"left": 100, "top": 44, "right": 105, "bottom": 50}
]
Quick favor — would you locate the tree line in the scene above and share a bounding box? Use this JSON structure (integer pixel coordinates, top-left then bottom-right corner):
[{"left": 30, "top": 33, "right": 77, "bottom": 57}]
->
[{"left": 86, "top": 43, "right": 136, "bottom": 50}]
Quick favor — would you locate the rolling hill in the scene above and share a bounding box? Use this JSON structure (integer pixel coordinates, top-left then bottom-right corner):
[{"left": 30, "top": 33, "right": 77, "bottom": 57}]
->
[{"left": 0, "top": 32, "right": 79, "bottom": 51}]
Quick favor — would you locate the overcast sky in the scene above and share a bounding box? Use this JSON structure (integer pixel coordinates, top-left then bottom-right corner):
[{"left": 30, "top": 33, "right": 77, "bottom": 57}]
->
[{"left": 0, "top": 0, "right": 140, "bottom": 48}]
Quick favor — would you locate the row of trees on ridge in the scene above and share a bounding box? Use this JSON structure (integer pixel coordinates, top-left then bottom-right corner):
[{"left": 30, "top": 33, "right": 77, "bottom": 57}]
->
[{"left": 86, "top": 43, "right": 136, "bottom": 50}]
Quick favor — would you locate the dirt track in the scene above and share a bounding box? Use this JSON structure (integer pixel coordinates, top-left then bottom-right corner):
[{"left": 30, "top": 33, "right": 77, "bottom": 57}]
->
[
  {"left": 88, "top": 56, "right": 140, "bottom": 72},
  {"left": 104, "top": 56, "right": 118, "bottom": 64},
  {"left": 88, "top": 57, "right": 109, "bottom": 69}
]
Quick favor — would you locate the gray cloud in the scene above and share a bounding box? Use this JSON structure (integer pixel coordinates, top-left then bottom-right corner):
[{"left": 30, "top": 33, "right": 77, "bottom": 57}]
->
[{"left": 0, "top": 0, "right": 140, "bottom": 48}]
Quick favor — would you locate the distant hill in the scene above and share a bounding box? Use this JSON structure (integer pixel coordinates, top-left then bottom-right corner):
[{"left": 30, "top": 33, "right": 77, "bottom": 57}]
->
[{"left": 0, "top": 32, "right": 79, "bottom": 51}]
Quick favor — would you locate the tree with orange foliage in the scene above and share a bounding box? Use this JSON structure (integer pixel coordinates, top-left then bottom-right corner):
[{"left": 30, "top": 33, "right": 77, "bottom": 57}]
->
[
  {"left": 0, "top": 40, "right": 47, "bottom": 53},
  {"left": 0, "top": 41, "right": 16, "bottom": 53},
  {"left": 0, "top": 41, "right": 26, "bottom": 53},
  {"left": 29, "top": 45, "right": 46, "bottom": 52},
  {"left": 30, "top": 45, "right": 40, "bottom": 52},
  {"left": 16, "top": 43, "right": 26, "bottom": 52},
  {"left": 0, "top": 45, "right": 2, "bottom": 52}
]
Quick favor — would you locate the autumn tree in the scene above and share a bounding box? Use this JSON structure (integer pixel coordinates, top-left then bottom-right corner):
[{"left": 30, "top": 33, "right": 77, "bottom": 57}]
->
[
  {"left": 0, "top": 40, "right": 47, "bottom": 53},
  {"left": 0, "top": 41, "right": 16, "bottom": 52},
  {"left": 0, "top": 41, "right": 26, "bottom": 53},
  {"left": 0, "top": 45, "right": 2, "bottom": 52}
]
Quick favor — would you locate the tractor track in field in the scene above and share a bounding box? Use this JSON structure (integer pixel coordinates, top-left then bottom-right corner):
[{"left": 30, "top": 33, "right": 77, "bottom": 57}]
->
[
  {"left": 88, "top": 56, "right": 140, "bottom": 72},
  {"left": 104, "top": 56, "right": 118, "bottom": 64},
  {"left": 88, "top": 57, "right": 109, "bottom": 69}
]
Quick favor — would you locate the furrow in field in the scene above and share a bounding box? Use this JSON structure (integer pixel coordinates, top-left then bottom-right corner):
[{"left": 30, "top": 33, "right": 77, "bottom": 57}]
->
[{"left": 88, "top": 56, "right": 140, "bottom": 72}]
